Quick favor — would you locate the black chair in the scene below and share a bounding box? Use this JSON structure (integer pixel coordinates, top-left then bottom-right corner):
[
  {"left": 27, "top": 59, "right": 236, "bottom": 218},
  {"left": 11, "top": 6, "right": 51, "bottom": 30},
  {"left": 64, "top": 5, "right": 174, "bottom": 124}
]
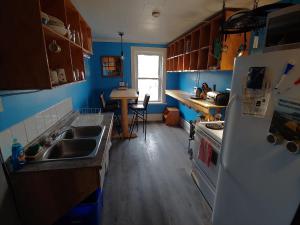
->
[
  {"left": 129, "top": 94, "right": 150, "bottom": 140},
  {"left": 128, "top": 90, "right": 139, "bottom": 106},
  {"left": 100, "top": 92, "right": 122, "bottom": 135}
]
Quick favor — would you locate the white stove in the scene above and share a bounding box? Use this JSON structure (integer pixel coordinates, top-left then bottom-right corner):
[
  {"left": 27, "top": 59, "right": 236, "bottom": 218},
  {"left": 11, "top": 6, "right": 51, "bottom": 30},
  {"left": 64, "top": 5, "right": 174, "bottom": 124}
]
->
[
  {"left": 195, "top": 121, "right": 224, "bottom": 144},
  {"left": 191, "top": 121, "right": 224, "bottom": 208}
]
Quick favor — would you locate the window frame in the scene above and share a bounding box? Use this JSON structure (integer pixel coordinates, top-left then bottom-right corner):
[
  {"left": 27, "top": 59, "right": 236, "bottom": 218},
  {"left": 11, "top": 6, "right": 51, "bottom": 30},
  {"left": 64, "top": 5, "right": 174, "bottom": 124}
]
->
[{"left": 131, "top": 47, "right": 167, "bottom": 104}]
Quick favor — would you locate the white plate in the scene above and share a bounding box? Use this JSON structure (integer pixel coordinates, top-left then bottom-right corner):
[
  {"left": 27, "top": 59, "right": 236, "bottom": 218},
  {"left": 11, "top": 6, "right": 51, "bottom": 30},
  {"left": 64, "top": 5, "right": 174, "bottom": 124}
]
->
[{"left": 48, "top": 25, "right": 67, "bottom": 36}]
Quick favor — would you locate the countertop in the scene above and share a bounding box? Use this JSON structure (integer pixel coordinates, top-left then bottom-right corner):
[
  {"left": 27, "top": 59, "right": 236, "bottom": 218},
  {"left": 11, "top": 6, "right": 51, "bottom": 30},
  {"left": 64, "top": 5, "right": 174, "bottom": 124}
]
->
[
  {"left": 165, "top": 90, "right": 225, "bottom": 114},
  {"left": 8, "top": 112, "right": 114, "bottom": 173}
]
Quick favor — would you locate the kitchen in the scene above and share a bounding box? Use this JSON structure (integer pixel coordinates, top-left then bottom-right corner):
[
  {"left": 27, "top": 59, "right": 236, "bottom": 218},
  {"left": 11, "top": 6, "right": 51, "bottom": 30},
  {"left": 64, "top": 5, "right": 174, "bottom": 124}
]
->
[{"left": 1, "top": 1, "right": 300, "bottom": 225}]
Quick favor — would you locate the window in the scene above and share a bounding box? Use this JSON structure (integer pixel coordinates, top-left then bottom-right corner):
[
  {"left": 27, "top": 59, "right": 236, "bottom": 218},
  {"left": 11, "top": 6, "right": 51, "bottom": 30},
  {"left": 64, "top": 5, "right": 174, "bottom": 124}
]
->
[{"left": 131, "top": 47, "right": 166, "bottom": 103}]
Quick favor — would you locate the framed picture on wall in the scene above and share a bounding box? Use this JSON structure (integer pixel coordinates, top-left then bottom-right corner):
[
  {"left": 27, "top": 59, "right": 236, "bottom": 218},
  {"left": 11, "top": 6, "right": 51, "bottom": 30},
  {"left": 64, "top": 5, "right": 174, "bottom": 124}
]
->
[{"left": 101, "top": 56, "right": 123, "bottom": 77}]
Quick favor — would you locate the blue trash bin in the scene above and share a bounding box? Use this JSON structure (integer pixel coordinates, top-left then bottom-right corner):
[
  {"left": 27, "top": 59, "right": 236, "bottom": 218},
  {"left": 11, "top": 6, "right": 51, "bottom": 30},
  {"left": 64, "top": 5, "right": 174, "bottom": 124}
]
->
[{"left": 55, "top": 188, "right": 103, "bottom": 225}]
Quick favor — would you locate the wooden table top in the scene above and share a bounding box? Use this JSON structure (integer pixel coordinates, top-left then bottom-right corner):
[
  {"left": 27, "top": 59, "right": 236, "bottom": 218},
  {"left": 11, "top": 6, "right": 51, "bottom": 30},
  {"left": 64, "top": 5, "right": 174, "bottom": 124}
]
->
[
  {"left": 165, "top": 89, "right": 225, "bottom": 114},
  {"left": 110, "top": 88, "right": 138, "bottom": 100}
]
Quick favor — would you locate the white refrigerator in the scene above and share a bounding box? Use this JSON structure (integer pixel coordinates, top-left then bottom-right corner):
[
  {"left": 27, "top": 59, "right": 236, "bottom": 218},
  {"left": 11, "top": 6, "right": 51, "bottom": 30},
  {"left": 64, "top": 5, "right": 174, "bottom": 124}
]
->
[{"left": 212, "top": 48, "right": 300, "bottom": 225}]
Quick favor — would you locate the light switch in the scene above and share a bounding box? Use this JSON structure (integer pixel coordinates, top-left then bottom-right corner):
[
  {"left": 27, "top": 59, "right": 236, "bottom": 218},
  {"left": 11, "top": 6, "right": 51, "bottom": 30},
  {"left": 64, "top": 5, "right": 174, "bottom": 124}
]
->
[{"left": 0, "top": 97, "right": 3, "bottom": 112}]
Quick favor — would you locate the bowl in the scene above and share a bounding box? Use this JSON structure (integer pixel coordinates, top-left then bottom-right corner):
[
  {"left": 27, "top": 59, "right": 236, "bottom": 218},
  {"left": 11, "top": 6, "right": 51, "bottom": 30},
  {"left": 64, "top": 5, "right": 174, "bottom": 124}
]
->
[
  {"left": 48, "top": 15, "right": 65, "bottom": 26},
  {"left": 48, "top": 25, "right": 68, "bottom": 36}
]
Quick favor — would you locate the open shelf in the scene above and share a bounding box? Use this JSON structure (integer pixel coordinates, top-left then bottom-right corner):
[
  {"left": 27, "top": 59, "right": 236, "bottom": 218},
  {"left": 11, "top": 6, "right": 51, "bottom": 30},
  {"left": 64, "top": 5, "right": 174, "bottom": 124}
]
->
[
  {"left": 191, "top": 29, "right": 200, "bottom": 51},
  {"left": 198, "top": 49, "right": 209, "bottom": 70},
  {"left": 178, "top": 55, "right": 184, "bottom": 71},
  {"left": 200, "top": 23, "right": 211, "bottom": 48},
  {"left": 70, "top": 44, "right": 85, "bottom": 82},
  {"left": 183, "top": 53, "right": 191, "bottom": 70},
  {"left": 184, "top": 34, "right": 192, "bottom": 53},
  {"left": 40, "top": 0, "right": 67, "bottom": 25},
  {"left": 44, "top": 34, "right": 73, "bottom": 85},
  {"left": 174, "top": 56, "right": 178, "bottom": 71},
  {"left": 190, "top": 51, "right": 199, "bottom": 70},
  {"left": 80, "top": 16, "right": 93, "bottom": 53},
  {"left": 166, "top": 9, "right": 250, "bottom": 73}
]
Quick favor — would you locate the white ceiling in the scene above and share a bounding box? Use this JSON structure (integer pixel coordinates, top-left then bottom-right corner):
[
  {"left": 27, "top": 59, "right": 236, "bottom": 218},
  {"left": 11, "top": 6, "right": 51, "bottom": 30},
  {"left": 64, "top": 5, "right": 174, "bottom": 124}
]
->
[{"left": 72, "top": 0, "right": 278, "bottom": 44}]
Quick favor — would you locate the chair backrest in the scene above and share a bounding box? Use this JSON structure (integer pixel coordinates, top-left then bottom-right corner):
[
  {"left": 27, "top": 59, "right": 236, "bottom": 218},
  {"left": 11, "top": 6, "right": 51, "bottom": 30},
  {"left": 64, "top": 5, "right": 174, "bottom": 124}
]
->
[
  {"left": 134, "top": 90, "right": 139, "bottom": 104},
  {"left": 99, "top": 92, "right": 106, "bottom": 109},
  {"left": 143, "top": 94, "right": 150, "bottom": 109}
]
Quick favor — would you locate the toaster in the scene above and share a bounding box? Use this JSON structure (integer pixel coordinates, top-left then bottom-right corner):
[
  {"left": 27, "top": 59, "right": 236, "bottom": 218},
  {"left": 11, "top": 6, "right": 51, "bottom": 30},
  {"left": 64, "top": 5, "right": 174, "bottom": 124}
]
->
[{"left": 207, "top": 91, "right": 230, "bottom": 106}]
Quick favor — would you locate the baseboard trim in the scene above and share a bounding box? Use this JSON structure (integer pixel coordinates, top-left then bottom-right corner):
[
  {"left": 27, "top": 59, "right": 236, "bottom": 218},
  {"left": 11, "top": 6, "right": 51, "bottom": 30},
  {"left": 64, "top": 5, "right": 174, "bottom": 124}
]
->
[
  {"left": 128, "top": 113, "right": 163, "bottom": 122},
  {"left": 180, "top": 118, "right": 190, "bottom": 133}
]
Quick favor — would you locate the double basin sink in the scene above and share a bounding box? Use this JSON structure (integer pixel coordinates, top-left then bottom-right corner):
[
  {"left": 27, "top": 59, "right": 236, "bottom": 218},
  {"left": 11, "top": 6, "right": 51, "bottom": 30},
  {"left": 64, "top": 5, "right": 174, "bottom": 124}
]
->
[{"left": 39, "top": 125, "right": 106, "bottom": 162}]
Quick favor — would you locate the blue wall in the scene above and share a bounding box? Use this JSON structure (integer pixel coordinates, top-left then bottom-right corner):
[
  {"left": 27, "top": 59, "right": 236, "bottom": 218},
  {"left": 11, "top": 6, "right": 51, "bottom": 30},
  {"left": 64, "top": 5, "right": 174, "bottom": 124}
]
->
[
  {"left": 89, "top": 42, "right": 178, "bottom": 113},
  {"left": 0, "top": 58, "right": 93, "bottom": 132},
  {"left": 176, "top": 71, "right": 232, "bottom": 121}
]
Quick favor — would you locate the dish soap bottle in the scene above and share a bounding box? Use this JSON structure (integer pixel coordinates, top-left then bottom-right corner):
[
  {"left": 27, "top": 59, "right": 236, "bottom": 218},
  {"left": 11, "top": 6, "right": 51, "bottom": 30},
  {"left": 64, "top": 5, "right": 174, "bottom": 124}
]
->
[{"left": 11, "top": 138, "right": 26, "bottom": 170}]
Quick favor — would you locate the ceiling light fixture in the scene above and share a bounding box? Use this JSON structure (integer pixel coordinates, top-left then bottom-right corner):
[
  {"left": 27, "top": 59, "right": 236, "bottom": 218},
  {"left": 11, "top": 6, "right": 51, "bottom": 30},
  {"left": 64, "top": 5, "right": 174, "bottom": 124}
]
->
[
  {"left": 152, "top": 10, "right": 160, "bottom": 18},
  {"left": 118, "top": 32, "right": 124, "bottom": 60}
]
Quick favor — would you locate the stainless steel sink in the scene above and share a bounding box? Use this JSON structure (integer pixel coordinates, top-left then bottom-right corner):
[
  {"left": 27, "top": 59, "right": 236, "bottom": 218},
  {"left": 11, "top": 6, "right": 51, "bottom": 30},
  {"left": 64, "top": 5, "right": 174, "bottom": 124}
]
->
[
  {"left": 43, "top": 139, "right": 97, "bottom": 160},
  {"left": 62, "top": 126, "right": 103, "bottom": 139},
  {"left": 29, "top": 125, "right": 106, "bottom": 163}
]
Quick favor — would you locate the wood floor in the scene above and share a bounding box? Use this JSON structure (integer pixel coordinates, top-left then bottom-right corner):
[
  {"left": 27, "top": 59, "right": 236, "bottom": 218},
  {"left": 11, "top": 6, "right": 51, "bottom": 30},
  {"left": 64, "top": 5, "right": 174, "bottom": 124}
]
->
[{"left": 101, "top": 122, "right": 212, "bottom": 225}]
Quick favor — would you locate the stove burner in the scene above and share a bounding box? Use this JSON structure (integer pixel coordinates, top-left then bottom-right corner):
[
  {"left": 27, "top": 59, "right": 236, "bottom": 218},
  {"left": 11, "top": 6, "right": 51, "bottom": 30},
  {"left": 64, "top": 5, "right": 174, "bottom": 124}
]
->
[{"left": 205, "top": 123, "right": 224, "bottom": 130}]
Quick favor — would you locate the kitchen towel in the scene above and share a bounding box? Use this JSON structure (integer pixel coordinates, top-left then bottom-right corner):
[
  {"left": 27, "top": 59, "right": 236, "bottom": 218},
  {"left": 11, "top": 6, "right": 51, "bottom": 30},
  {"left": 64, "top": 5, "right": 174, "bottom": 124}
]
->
[{"left": 198, "top": 138, "right": 213, "bottom": 167}]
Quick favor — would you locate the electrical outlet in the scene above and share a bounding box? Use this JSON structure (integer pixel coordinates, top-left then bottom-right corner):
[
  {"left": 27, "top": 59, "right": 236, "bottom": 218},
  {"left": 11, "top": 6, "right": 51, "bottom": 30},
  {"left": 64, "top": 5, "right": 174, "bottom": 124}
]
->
[{"left": 0, "top": 97, "right": 3, "bottom": 112}]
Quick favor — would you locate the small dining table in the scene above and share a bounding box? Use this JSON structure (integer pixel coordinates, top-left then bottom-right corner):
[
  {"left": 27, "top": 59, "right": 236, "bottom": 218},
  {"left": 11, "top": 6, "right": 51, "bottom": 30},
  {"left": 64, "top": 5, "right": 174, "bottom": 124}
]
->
[{"left": 110, "top": 88, "right": 138, "bottom": 138}]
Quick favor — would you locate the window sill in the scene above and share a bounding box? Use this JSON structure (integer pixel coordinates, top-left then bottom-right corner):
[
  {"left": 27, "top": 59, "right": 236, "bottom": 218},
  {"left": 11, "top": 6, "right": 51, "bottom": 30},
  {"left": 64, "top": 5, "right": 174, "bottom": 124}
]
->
[
  {"left": 138, "top": 101, "right": 167, "bottom": 105},
  {"left": 150, "top": 102, "right": 167, "bottom": 105}
]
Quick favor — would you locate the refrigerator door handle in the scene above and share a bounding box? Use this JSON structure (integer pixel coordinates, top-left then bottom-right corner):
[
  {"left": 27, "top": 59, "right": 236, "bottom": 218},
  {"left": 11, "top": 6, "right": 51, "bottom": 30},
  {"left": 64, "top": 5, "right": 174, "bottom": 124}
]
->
[{"left": 219, "top": 94, "right": 238, "bottom": 170}]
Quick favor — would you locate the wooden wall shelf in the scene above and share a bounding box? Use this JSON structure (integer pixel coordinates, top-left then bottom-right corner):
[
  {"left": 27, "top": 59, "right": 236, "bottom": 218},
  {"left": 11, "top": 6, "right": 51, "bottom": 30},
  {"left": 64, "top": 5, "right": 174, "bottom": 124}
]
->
[
  {"left": 166, "top": 9, "right": 250, "bottom": 73},
  {"left": 0, "top": 0, "right": 93, "bottom": 90}
]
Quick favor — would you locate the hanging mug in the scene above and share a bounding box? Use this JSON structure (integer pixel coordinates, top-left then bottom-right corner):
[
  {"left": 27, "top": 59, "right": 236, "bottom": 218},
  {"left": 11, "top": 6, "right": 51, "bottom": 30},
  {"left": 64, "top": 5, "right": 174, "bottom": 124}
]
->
[{"left": 48, "top": 40, "right": 61, "bottom": 53}]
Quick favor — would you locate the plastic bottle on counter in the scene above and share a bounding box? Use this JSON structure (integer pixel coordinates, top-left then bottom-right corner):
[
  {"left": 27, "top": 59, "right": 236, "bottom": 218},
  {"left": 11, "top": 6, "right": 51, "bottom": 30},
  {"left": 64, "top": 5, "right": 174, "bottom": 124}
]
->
[{"left": 11, "top": 138, "right": 26, "bottom": 171}]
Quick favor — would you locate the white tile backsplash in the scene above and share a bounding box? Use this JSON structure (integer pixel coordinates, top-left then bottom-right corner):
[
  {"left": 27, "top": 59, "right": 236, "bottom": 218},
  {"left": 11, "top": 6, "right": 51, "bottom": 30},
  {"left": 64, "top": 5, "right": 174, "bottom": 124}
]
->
[
  {"left": 0, "top": 98, "right": 73, "bottom": 160},
  {"left": 55, "top": 102, "right": 65, "bottom": 120},
  {"left": 0, "top": 129, "right": 13, "bottom": 160},
  {"left": 24, "top": 116, "right": 38, "bottom": 143},
  {"left": 10, "top": 122, "right": 28, "bottom": 146},
  {"left": 35, "top": 112, "right": 46, "bottom": 136}
]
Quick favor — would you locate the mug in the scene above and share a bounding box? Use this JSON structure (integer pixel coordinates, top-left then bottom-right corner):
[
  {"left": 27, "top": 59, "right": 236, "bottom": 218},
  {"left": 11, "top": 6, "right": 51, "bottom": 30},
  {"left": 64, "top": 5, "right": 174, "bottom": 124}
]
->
[
  {"left": 48, "top": 40, "right": 61, "bottom": 53},
  {"left": 57, "top": 68, "right": 67, "bottom": 83},
  {"left": 50, "top": 70, "right": 59, "bottom": 85}
]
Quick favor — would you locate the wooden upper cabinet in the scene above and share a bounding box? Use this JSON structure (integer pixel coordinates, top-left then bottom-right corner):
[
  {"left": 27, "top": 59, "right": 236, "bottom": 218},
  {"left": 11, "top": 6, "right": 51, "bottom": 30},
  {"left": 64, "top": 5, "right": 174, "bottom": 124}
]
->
[
  {"left": 0, "top": 0, "right": 93, "bottom": 90},
  {"left": 166, "top": 9, "right": 250, "bottom": 72}
]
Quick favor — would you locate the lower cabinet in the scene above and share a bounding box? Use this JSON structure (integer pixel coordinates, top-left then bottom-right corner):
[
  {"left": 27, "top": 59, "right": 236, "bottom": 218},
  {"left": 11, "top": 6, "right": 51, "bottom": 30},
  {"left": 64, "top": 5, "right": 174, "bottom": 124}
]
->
[{"left": 99, "top": 137, "right": 112, "bottom": 189}]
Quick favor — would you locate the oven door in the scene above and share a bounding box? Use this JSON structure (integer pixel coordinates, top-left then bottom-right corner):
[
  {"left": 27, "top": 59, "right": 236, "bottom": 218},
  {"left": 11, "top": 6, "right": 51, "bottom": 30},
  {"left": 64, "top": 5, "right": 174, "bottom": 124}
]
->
[{"left": 192, "top": 129, "right": 221, "bottom": 187}]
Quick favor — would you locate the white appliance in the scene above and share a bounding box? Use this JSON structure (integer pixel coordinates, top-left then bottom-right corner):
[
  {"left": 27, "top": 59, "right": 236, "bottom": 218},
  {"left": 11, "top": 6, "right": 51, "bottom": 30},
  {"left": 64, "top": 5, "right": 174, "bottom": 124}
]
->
[
  {"left": 212, "top": 48, "right": 300, "bottom": 225},
  {"left": 192, "top": 121, "right": 224, "bottom": 208}
]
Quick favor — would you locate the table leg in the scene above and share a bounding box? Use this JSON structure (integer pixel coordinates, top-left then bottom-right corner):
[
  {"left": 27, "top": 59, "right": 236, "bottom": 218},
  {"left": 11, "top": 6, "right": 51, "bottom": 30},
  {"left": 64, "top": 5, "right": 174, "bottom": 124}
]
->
[
  {"left": 120, "top": 99, "right": 137, "bottom": 139},
  {"left": 120, "top": 99, "right": 129, "bottom": 137}
]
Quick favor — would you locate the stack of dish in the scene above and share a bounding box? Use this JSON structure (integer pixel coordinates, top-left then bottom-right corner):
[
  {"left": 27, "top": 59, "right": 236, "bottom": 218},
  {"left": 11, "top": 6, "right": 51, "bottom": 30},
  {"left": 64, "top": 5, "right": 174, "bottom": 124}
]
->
[{"left": 41, "top": 12, "right": 68, "bottom": 36}]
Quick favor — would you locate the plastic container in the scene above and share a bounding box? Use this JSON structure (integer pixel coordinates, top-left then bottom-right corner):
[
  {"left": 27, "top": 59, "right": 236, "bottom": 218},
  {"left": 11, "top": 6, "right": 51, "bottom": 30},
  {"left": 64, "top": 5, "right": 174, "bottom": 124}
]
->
[
  {"left": 55, "top": 188, "right": 103, "bottom": 225},
  {"left": 11, "top": 138, "right": 25, "bottom": 170}
]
